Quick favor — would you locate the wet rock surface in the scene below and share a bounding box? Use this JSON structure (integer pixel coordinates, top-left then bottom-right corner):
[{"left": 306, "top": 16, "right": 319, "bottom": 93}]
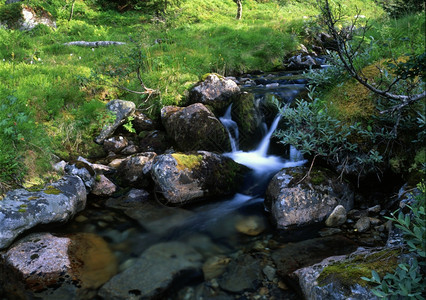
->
[
  {"left": 218, "top": 254, "right": 263, "bottom": 293},
  {"left": 98, "top": 242, "right": 203, "bottom": 299},
  {"left": 0, "top": 232, "right": 117, "bottom": 300},
  {"left": 105, "top": 189, "right": 194, "bottom": 234}
]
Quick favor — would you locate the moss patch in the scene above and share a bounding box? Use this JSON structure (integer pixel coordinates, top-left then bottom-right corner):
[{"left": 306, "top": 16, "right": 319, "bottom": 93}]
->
[
  {"left": 201, "top": 73, "right": 224, "bottom": 81},
  {"left": 44, "top": 185, "right": 62, "bottom": 195},
  {"left": 317, "top": 249, "right": 400, "bottom": 288},
  {"left": 172, "top": 153, "right": 203, "bottom": 171}
]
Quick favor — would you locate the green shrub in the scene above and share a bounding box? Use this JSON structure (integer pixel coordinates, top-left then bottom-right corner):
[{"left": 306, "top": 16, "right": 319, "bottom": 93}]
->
[
  {"left": 376, "top": 0, "right": 425, "bottom": 17},
  {"left": 274, "top": 87, "right": 394, "bottom": 177}
]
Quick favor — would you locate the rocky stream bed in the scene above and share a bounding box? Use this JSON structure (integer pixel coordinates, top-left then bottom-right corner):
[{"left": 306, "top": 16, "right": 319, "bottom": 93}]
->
[{"left": 0, "top": 70, "right": 410, "bottom": 300}]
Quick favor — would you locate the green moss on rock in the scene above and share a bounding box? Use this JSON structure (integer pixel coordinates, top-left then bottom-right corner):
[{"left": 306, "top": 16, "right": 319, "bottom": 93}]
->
[
  {"left": 201, "top": 73, "right": 224, "bottom": 81},
  {"left": 317, "top": 249, "right": 400, "bottom": 288},
  {"left": 172, "top": 153, "right": 203, "bottom": 171},
  {"left": 44, "top": 185, "right": 62, "bottom": 195}
]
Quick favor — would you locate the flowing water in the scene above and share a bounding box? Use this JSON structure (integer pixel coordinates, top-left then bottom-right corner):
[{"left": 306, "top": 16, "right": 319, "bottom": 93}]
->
[{"left": 51, "top": 71, "right": 322, "bottom": 298}]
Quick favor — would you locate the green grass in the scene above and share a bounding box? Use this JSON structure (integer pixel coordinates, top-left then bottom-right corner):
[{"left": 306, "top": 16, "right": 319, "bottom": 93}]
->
[{"left": 0, "top": 0, "right": 423, "bottom": 191}]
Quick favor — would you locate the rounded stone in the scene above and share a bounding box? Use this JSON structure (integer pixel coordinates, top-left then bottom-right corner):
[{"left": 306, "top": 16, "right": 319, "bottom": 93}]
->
[{"left": 325, "top": 205, "right": 347, "bottom": 227}]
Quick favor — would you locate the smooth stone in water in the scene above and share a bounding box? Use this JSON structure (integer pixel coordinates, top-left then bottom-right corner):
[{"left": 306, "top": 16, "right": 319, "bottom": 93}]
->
[
  {"left": 218, "top": 254, "right": 263, "bottom": 293},
  {"left": 325, "top": 205, "right": 347, "bottom": 227},
  {"left": 98, "top": 242, "right": 203, "bottom": 299},
  {"left": 355, "top": 216, "right": 370, "bottom": 233},
  {"left": 0, "top": 232, "right": 117, "bottom": 300},
  {"left": 235, "top": 215, "right": 266, "bottom": 236},
  {"left": 202, "top": 255, "right": 231, "bottom": 280}
]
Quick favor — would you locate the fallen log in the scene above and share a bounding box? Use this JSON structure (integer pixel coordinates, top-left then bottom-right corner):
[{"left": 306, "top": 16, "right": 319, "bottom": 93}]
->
[{"left": 63, "top": 41, "right": 126, "bottom": 47}]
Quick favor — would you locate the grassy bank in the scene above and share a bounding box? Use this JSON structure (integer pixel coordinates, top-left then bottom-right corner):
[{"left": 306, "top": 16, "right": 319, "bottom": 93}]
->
[{"left": 0, "top": 0, "right": 422, "bottom": 191}]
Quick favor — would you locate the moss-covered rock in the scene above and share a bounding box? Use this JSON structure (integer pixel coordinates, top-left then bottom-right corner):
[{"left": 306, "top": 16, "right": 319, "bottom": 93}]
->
[
  {"left": 292, "top": 247, "right": 403, "bottom": 300},
  {"left": 161, "top": 103, "right": 230, "bottom": 152},
  {"left": 151, "top": 151, "right": 248, "bottom": 205}
]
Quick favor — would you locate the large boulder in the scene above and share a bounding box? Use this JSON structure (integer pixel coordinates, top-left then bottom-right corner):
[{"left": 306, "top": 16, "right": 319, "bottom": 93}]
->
[
  {"left": 98, "top": 242, "right": 203, "bottom": 299},
  {"left": 94, "top": 100, "right": 136, "bottom": 144},
  {"left": 290, "top": 247, "right": 404, "bottom": 300},
  {"left": 114, "top": 152, "right": 157, "bottom": 188},
  {"left": 0, "top": 176, "right": 86, "bottom": 250},
  {"left": 265, "top": 167, "right": 354, "bottom": 230},
  {"left": 188, "top": 73, "right": 240, "bottom": 111},
  {"left": 0, "top": 232, "right": 117, "bottom": 299},
  {"left": 151, "top": 151, "right": 247, "bottom": 205},
  {"left": 161, "top": 103, "right": 230, "bottom": 152}
]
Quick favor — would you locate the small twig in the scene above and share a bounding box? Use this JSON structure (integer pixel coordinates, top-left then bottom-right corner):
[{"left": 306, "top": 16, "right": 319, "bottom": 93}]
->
[
  {"left": 297, "top": 154, "right": 320, "bottom": 184},
  {"left": 337, "top": 155, "right": 348, "bottom": 181}
]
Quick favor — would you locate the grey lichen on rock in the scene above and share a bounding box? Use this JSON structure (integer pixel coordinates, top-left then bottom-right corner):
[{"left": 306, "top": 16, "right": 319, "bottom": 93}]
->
[
  {"left": 188, "top": 73, "right": 240, "bottom": 111},
  {"left": 265, "top": 167, "right": 354, "bottom": 230},
  {"left": 0, "top": 175, "right": 87, "bottom": 250}
]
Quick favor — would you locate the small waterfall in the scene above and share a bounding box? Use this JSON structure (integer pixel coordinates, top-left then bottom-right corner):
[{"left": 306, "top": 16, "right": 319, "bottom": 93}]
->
[
  {"left": 220, "top": 104, "right": 306, "bottom": 175},
  {"left": 219, "top": 104, "right": 239, "bottom": 152},
  {"left": 255, "top": 114, "right": 281, "bottom": 157}
]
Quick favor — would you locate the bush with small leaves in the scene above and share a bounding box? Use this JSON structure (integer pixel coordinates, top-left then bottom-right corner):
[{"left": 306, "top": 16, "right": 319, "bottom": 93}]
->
[{"left": 361, "top": 182, "right": 425, "bottom": 299}]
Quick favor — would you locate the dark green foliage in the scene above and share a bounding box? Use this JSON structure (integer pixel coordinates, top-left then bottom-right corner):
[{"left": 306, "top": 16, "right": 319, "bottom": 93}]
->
[
  {"left": 387, "top": 52, "right": 426, "bottom": 81},
  {"left": 95, "top": 0, "right": 181, "bottom": 13},
  {"left": 375, "top": 0, "right": 425, "bottom": 17},
  {"left": 0, "top": 2, "right": 22, "bottom": 29}
]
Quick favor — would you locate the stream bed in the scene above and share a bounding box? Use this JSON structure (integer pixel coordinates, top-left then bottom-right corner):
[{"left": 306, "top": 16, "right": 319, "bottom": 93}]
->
[{"left": 2, "top": 70, "right": 391, "bottom": 300}]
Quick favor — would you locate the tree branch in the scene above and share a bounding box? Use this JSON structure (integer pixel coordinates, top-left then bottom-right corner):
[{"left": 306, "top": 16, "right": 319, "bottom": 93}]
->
[{"left": 318, "top": 0, "right": 425, "bottom": 111}]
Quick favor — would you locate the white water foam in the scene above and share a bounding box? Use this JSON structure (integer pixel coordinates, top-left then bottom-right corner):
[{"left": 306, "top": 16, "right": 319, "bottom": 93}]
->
[{"left": 220, "top": 105, "right": 307, "bottom": 175}]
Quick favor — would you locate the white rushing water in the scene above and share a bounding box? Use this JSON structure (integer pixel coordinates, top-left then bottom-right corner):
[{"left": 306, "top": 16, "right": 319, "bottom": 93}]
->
[{"left": 221, "top": 105, "right": 307, "bottom": 175}]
